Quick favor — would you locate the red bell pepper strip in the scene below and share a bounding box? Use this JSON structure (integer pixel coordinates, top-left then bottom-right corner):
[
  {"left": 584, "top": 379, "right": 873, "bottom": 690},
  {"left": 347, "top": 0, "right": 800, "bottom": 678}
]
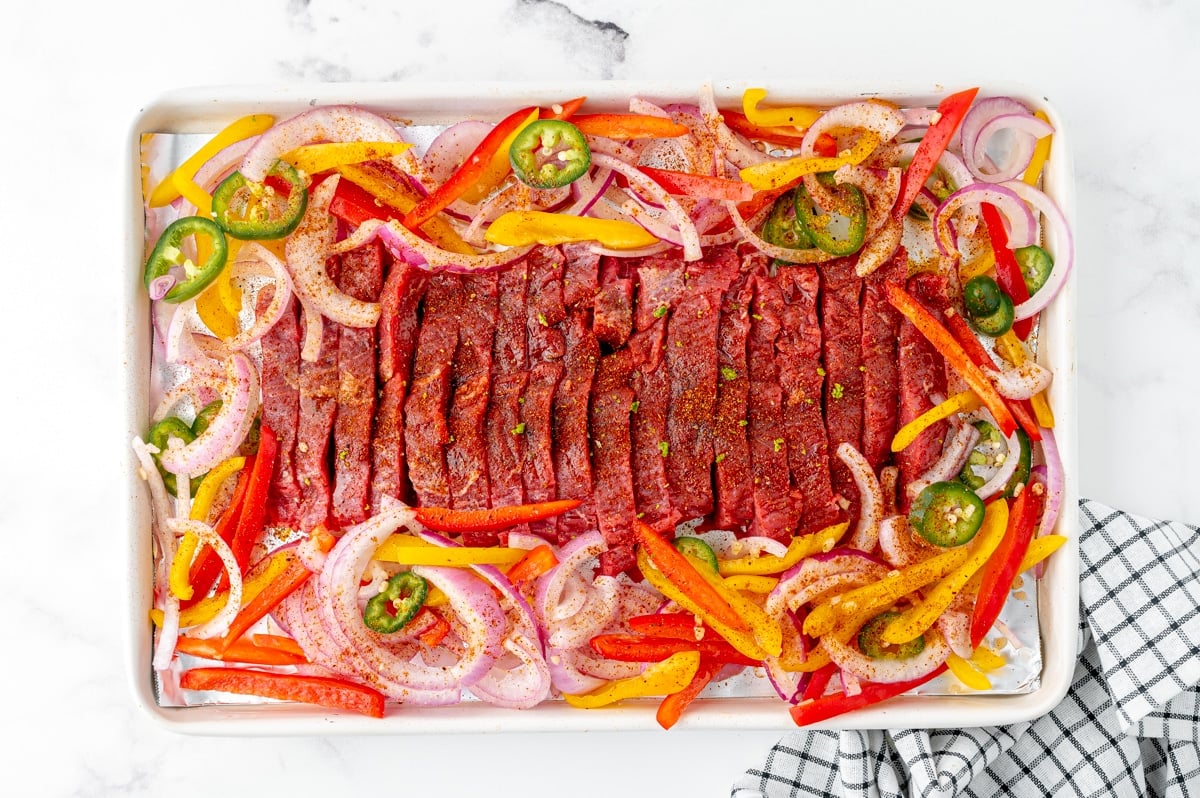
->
[
  {"left": 634, "top": 521, "right": 750, "bottom": 632},
  {"left": 720, "top": 111, "right": 839, "bottom": 157},
  {"left": 228, "top": 424, "right": 279, "bottom": 577},
  {"left": 628, "top": 612, "right": 701, "bottom": 639},
  {"left": 981, "top": 202, "right": 1034, "bottom": 341},
  {"left": 329, "top": 176, "right": 405, "bottom": 228},
  {"left": 415, "top": 608, "right": 452, "bottom": 648},
  {"left": 893, "top": 87, "right": 978, "bottom": 219},
  {"left": 504, "top": 544, "right": 559, "bottom": 584},
  {"left": 656, "top": 657, "right": 724, "bottom": 730},
  {"left": 802, "top": 662, "right": 838, "bottom": 702},
  {"left": 638, "top": 166, "right": 754, "bottom": 202},
  {"left": 790, "top": 664, "right": 949, "bottom": 726},
  {"left": 414, "top": 498, "right": 582, "bottom": 533},
  {"left": 570, "top": 113, "right": 689, "bottom": 140},
  {"left": 944, "top": 312, "right": 1043, "bottom": 443},
  {"left": 180, "top": 667, "right": 386, "bottom": 718},
  {"left": 175, "top": 634, "right": 309, "bottom": 666},
  {"left": 590, "top": 633, "right": 762, "bottom": 667},
  {"left": 182, "top": 459, "right": 254, "bottom": 608},
  {"left": 541, "top": 96, "right": 587, "bottom": 120},
  {"left": 887, "top": 283, "right": 1017, "bottom": 437},
  {"left": 970, "top": 487, "right": 1044, "bottom": 646},
  {"left": 217, "top": 528, "right": 336, "bottom": 653},
  {"left": 403, "top": 105, "right": 538, "bottom": 231}
]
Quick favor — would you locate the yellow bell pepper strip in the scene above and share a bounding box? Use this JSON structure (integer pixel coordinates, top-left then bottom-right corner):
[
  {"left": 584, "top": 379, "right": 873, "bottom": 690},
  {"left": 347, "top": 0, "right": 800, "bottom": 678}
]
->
[
  {"left": 148, "top": 114, "right": 276, "bottom": 209},
  {"left": 636, "top": 547, "right": 768, "bottom": 661},
  {"left": 372, "top": 536, "right": 527, "bottom": 568},
  {"left": 891, "top": 391, "right": 982, "bottom": 453},
  {"left": 404, "top": 105, "right": 539, "bottom": 230},
  {"left": 722, "top": 575, "right": 779, "bottom": 594},
  {"left": 462, "top": 110, "right": 542, "bottom": 203},
  {"left": 717, "top": 522, "right": 849, "bottom": 576},
  {"left": 1021, "top": 111, "right": 1053, "bottom": 186},
  {"left": 330, "top": 166, "right": 475, "bottom": 256},
  {"left": 887, "top": 283, "right": 1018, "bottom": 437},
  {"left": 742, "top": 88, "right": 822, "bottom": 129},
  {"left": 879, "top": 499, "right": 1009, "bottom": 645},
  {"left": 151, "top": 548, "right": 292, "bottom": 628},
  {"left": 635, "top": 522, "right": 749, "bottom": 632},
  {"left": 485, "top": 210, "right": 659, "bottom": 250},
  {"left": 970, "top": 645, "right": 1007, "bottom": 671},
  {"left": 803, "top": 545, "right": 972, "bottom": 638},
  {"left": 689, "top": 555, "right": 782, "bottom": 657},
  {"left": 946, "top": 652, "right": 992, "bottom": 690},
  {"left": 959, "top": 244, "right": 996, "bottom": 281},
  {"left": 196, "top": 280, "right": 240, "bottom": 339},
  {"left": 168, "top": 456, "right": 247, "bottom": 600},
  {"left": 1017, "top": 534, "right": 1067, "bottom": 574},
  {"left": 738, "top": 131, "right": 881, "bottom": 192},
  {"left": 563, "top": 650, "right": 701, "bottom": 709},
  {"left": 281, "top": 141, "right": 413, "bottom": 175}
]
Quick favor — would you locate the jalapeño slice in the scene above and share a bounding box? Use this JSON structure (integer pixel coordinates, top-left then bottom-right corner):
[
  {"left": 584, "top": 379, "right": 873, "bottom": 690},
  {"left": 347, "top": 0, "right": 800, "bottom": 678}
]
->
[
  {"left": 143, "top": 216, "right": 229, "bottom": 303},
  {"left": 148, "top": 417, "right": 197, "bottom": 496},
  {"left": 962, "top": 275, "right": 1004, "bottom": 318},
  {"left": 211, "top": 160, "right": 308, "bottom": 240},
  {"left": 673, "top": 536, "right": 719, "bottom": 572},
  {"left": 363, "top": 572, "right": 429, "bottom": 634},
  {"left": 510, "top": 120, "right": 591, "bottom": 189},
  {"left": 760, "top": 189, "right": 813, "bottom": 249},
  {"left": 1014, "top": 245, "right": 1054, "bottom": 296},
  {"left": 908, "top": 481, "right": 986, "bottom": 547},
  {"left": 793, "top": 174, "right": 867, "bottom": 256},
  {"left": 858, "top": 611, "right": 926, "bottom": 660},
  {"left": 968, "top": 291, "right": 1015, "bottom": 337}
]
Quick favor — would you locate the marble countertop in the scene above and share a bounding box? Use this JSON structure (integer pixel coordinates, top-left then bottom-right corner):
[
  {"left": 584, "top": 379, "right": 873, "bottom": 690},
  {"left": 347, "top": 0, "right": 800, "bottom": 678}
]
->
[{"left": 2, "top": 0, "right": 1198, "bottom": 794}]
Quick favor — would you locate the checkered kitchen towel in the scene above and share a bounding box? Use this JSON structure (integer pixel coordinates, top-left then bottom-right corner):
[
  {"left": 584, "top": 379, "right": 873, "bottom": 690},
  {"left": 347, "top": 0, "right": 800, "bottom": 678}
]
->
[{"left": 733, "top": 499, "right": 1200, "bottom": 797}]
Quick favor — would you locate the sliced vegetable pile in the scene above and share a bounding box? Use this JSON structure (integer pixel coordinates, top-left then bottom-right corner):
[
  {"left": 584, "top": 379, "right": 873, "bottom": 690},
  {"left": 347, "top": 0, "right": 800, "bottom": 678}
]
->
[{"left": 136, "top": 84, "right": 1070, "bottom": 726}]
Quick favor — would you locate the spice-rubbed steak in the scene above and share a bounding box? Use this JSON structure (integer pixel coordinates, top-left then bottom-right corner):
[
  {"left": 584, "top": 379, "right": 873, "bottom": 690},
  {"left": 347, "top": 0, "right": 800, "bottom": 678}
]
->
[
  {"left": 712, "top": 264, "right": 755, "bottom": 530},
  {"left": 897, "top": 270, "right": 952, "bottom": 499},
  {"left": 445, "top": 273, "right": 498, "bottom": 522},
  {"left": 820, "top": 256, "right": 864, "bottom": 515},
  {"left": 258, "top": 290, "right": 302, "bottom": 527},
  {"left": 860, "top": 249, "right": 907, "bottom": 471},
  {"left": 485, "top": 261, "right": 531, "bottom": 541}
]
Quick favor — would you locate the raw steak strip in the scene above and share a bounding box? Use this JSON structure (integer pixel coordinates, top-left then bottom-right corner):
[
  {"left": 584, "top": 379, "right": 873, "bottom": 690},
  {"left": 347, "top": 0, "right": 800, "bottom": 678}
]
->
[
  {"left": 553, "top": 310, "right": 600, "bottom": 538},
  {"left": 591, "top": 347, "right": 640, "bottom": 555},
  {"left": 258, "top": 289, "right": 302, "bottom": 527},
  {"left": 594, "top": 256, "right": 635, "bottom": 348},
  {"left": 294, "top": 258, "right": 342, "bottom": 531},
  {"left": 485, "top": 261, "right": 530, "bottom": 529},
  {"left": 820, "top": 256, "right": 865, "bottom": 508},
  {"left": 776, "top": 264, "right": 841, "bottom": 534},
  {"left": 331, "top": 242, "right": 384, "bottom": 529},
  {"left": 897, "top": 271, "right": 952, "bottom": 497},
  {"left": 713, "top": 267, "right": 755, "bottom": 530},
  {"left": 860, "top": 249, "right": 907, "bottom": 471}
]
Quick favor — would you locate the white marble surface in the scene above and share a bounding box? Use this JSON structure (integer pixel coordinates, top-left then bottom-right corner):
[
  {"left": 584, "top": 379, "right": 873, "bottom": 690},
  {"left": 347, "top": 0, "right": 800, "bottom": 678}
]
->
[{"left": 2, "top": 0, "right": 1198, "bottom": 794}]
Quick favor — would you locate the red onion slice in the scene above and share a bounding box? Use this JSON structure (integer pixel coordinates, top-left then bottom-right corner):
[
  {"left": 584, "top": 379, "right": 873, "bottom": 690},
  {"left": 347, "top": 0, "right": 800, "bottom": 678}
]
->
[
  {"left": 932, "top": 183, "right": 1037, "bottom": 257},
  {"left": 334, "top": 218, "right": 534, "bottom": 274},
  {"left": 158, "top": 353, "right": 259, "bottom": 478},
  {"left": 838, "top": 443, "right": 883, "bottom": 552},
  {"left": 988, "top": 359, "right": 1053, "bottom": 400},
  {"left": 590, "top": 153, "right": 702, "bottom": 261},
  {"left": 547, "top": 647, "right": 608, "bottom": 695},
  {"left": 422, "top": 120, "right": 491, "bottom": 185},
  {"left": 937, "top": 610, "right": 974, "bottom": 659},
  {"left": 285, "top": 177, "right": 381, "bottom": 328},
  {"left": 225, "top": 244, "right": 294, "bottom": 350},
  {"left": 957, "top": 97, "right": 1033, "bottom": 168},
  {"left": 905, "top": 423, "right": 980, "bottom": 503},
  {"left": 697, "top": 83, "right": 773, "bottom": 169},
  {"left": 241, "top": 105, "right": 409, "bottom": 182},
  {"left": 977, "top": 428, "right": 1022, "bottom": 501},
  {"left": 878, "top": 514, "right": 936, "bottom": 568},
  {"left": 563, "top": 168, "right": 615, "bottom": 217},
  {"left": 1035, "top": 428, "right": 1064, "bottom": 539},
  {"left": 967, "top": 113, "right": 1053, "bottom": 184},
  {"left": 1001, "top": 181, "right": 1074, "bottom": 320},
  {"left": 721, "top": 199, "right": 834, "bottom": 264},
  {"left": 821, "top": 629, "right": 950, "bottom": 684},
  {"left": 296, "top": 296, "right": 324, "bottom": 363},
  {"left": 168, "top": 518, "right": 243, "bottom": 640},
  {"left": 798, "top": 100, "right": 906, "bottom": 209}
]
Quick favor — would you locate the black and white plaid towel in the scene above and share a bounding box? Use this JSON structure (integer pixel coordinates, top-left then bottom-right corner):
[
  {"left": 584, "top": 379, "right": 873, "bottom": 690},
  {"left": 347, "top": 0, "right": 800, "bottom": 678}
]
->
[{"left": 733, "top": 499, "right": 1200, "bottom": 797}]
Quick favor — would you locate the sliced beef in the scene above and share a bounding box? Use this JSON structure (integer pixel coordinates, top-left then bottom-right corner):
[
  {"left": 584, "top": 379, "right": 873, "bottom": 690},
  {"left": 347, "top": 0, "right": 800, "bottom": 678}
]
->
[
  {"left": 560, "top": 242, "right": 600, "bottom": 310},
  {"left": 258, "top": 289, "right": 302, "bottom": 527},
  {"left": 776, "top": 264, "right": 841, "bottom": 534},
  {"left": 591, "top": 347, "right": 640, "bottom": 556},
  {"left": 628, "top": 255, "right": 687, "bottom": 534},
  {"left": 594, "top": 256, "right": 635, "bottom": 348},
  {"left": 445, "top": 273, "right": 498, "bottom": 529},
  {"left": 713, "top": 267, "right": 755, "bottom": 530},
  {"left": 860, "top": 249, "right": 907, "bottom": 471},
  {"left": 553, "top": 310, "right": 600, "bottom": 538},
  {"left": 485, "top": 262, "right": 530, "bottom": 536},
  {"left": 370, "top": 262, "right": 428, "bottom": 508},
  {"left": 294, "top": 259, "right": 342, "bottom": 531},
  {"left": 330, "top": 242, "right": 384, "bottom": 529},
  {"left": 745, "top": 269, "right": 798, "bottom": 541},
  {"left": 897, "top": 271, "right": 952, "bottom": 498},
  {"left": 521, "top": 246, "right": 567, "bottom": 538},
  {"left": 820, "top": 256, "right": 864, "bottom": 510},
  {"left": 404, "top": 274, "right": 462, "bottom": 508},
  {"left": 663, "top": 245, "right": 740, "bottom": 522}
]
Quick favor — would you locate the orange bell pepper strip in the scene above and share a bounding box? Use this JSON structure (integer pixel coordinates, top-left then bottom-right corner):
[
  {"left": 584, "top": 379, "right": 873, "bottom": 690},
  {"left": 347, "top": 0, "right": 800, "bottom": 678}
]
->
[
  {"left": 541, "top": 96, "right": 587, "bottom": 120},
  {"left": 175, "top": 634, "right": 309, "bottom": 666},
  {"left": 634, "top": 521, "right": 749, "bottom": 632},
  {"left": 414, "top": 498, "right": 582, "bottom": 533},
  {"left": 414, "top": 608, "right": 452, "bottom": 648},
  {"left": 216, "top": 528, "right": 336, "bottom": 653},
  {"left": 250, "top": 633, "right": 308, "bottom": 659},
  {"left": 504, "top": 544, "right": 558, "bottom": 584},
  {"left": 981, "top": 202, "right": 1034, "bottom": 340},
  {"left": 570, "top": 113, "right": 689, "bottom": 140},
  {"left": 656, "top": 657, "right": 724, "bottom": 730},
  {"left": 892, "top": 88, "right": 978, "bottom": 219},
  {"left": 403, "top": 105, "right": 538, "bottom": 230},
  {"left": 886, "top": 283, "right": 1018, "bottom": 437},
  {"left": 638, "top": 166, "right": 753, "bottom": 202},
  {"left": 180, "top": 667, "right": 386, "bottom": 718}
]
